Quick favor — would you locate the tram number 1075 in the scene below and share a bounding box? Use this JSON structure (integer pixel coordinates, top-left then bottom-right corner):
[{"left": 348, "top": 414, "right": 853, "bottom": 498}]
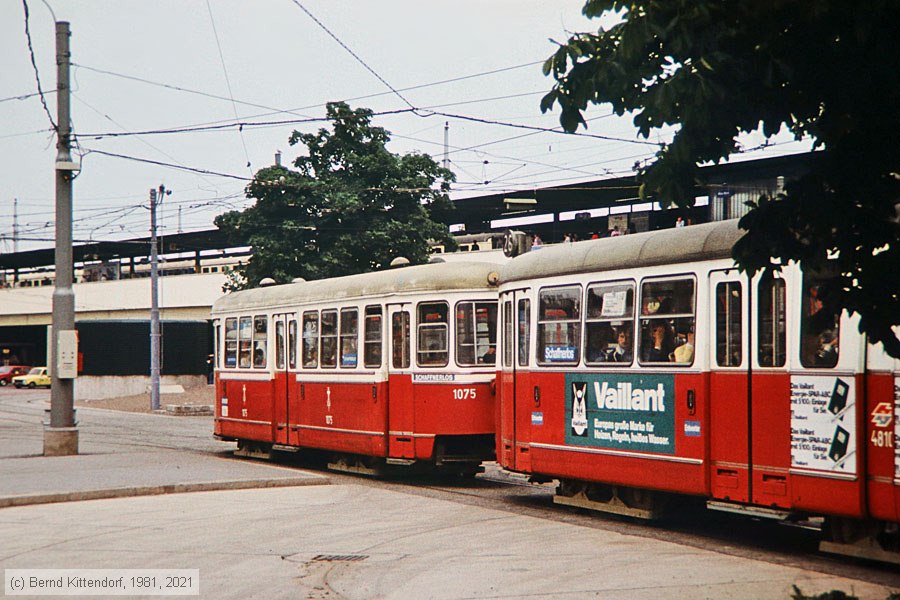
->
[{"left": 452, "top": 388, "right": 478, "bottom": 401}]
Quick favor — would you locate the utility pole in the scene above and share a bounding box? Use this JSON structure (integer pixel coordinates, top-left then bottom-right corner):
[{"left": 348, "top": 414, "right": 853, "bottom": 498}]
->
[
  {"left": 45, "top": 21, "right": 78, "bottom": 456},
  {"left": 149, "top": 185, "right": 167, "bottom": 411},
  {"left": 443, "top": 121, "right": 449, "bottom": 170},
  {"left": 13, "top": 198, "right": 18, "bottom": 253}
]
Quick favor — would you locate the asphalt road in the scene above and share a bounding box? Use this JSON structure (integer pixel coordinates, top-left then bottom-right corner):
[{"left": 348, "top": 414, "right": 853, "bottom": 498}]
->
[{"left": 1, "top": 387, "right": 898, "bottom": 599}]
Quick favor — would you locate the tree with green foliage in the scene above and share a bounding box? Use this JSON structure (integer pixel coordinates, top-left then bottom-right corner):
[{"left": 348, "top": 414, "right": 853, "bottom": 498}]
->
[
  {"left": 541, "top": 0, "right": 900, "bottom": 357},
  {"left": 215, "top": 102, "right": 457, "bottom": 289}
]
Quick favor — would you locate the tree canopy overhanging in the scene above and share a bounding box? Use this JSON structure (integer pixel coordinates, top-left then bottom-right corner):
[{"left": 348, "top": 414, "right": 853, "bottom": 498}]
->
[
  {"left": 541, "top": 0, "right": 900, "bottom": 357},
  {"left": 215, "top": 102, "right": 456, "bottom": 289}
]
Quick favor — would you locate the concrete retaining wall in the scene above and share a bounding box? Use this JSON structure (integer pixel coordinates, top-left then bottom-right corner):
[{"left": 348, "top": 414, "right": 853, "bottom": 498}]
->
[{"left": 74, "top": 375, "right": 207, "bottom": 401}]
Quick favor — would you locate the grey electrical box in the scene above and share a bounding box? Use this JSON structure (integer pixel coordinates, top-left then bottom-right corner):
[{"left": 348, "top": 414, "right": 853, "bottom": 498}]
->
[{"left": 57, "top": 330, "right": 79, "bottom": 379}]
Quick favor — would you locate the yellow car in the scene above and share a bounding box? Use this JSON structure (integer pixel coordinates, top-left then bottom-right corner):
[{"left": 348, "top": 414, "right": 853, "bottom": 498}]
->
[{"left": 12, "top": 367, "right": 51, "bottom": 389}]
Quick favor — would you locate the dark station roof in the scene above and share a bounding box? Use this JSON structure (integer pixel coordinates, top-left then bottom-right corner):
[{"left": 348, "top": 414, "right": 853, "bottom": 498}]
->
[
  {"left": 449, "top": 151, "right": 814, "bottom": 231},
  {"left": 0, "top": 227, "right": 246, "bottom": 271},
  {"left": 0, "top": 152, "right": 814, "bottom": 271}
]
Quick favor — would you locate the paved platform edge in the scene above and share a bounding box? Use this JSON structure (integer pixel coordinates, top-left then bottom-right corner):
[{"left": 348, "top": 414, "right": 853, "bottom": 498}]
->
[{"left": 0, "top": 476, "right": 330, "bottom": 509}]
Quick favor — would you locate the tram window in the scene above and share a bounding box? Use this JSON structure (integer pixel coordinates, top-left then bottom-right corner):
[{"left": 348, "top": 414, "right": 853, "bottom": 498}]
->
[
  {"left": 715, "top": 282, "right": 742, "bottom": 367},
  {"left": 320, "top": 310, "right": 338, "bottom": 368},
  {"left": 456, "top": 301, "right": 498, "bottom": 366},
  {"left": 288, "top": 319, "right": 297, "bottom": 369},
  {"left": 537, "top": 286, "right": 581, "bottom": 365},
  {"left": 392, "top": 311, "right": 410, "bottom": 369},
  {"left": 302, "top": 311, "right": 319, "bottom": 368},
  {"left": 253, "top": 316, "right": 267, "bottom": 368},
  {"left": 800, "top": 274, "right": 840, "bottom": 368},
  {"left": 212, "top": 319, "right": 220, "bottom": 374},
  {"left": 238, "top": 316, "right": 253, "bottom": 368},
  {"left": 517, "top": 299, "right": 531, "bottom": 367},
  {"left": 584, "top": 282, "right": 634, "bottom": 366},
  {"left": 224, "top": 317, "right": 237, "bottom": 368},
  {"left": 417, "top": 302, "right": 449, "bottom": 367},
  {"left": 340, "top": 308, "right": 359, "bottom": 368},
  {"left": 364, "top": 306, "right": 382, "bottom": 368},
  {"left": 757, "top": 277, "right": 786, "bottom": 367},
  {"left": 275, "top": 319, "right": 285, "bottom": 369},
  {"left": 502, "top": 300, "right": 513, "bottom": 368},
  {"left": 639, "top": 278, "right": 695, "bottom": 365}
]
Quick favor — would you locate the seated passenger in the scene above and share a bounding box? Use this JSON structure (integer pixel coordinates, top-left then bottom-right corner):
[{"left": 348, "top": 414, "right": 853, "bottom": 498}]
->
[
  {"left": 480, "top": 346, "right": 496, "bottom": 364},
  {"left": 586, "top": 334, "right": 608, "bottom": 362},
  {"left": 814, "top": 329, "right": 838, "bottom": 366},
  {"left": 606, "top": 329, "right": 631, "bottom": 363},
  {"left": 644, "top": 323, "right": 673, "bottom": 362},
  {"left": 671, "top": 329, "right": 694, "bottom": 363}
]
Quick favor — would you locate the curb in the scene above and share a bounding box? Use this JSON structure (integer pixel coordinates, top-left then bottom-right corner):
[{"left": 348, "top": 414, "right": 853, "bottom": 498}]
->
[{"left": 0, "top": 476, "right": 330, "bottom": 509}]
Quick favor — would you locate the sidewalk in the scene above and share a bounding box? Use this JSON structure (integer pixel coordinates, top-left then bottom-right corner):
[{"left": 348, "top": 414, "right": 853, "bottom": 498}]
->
[{"left": 0, "top": 390, "right": 328, "bottom": 508}]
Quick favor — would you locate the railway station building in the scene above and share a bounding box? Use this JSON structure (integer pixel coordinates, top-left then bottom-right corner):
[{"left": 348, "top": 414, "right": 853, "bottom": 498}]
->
[{"left": 0, "top": 152, "right": 812, "bottom": 399}]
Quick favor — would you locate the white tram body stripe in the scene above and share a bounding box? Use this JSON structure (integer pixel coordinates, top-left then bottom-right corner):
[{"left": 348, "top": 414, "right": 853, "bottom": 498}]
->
[
  {"left": 294, "top": 371, "right": 383, "bottom": 383},
  {"left": 219, "top": 371, "right": 273, "bottom": 381},
  {"left": 217, "top": 417, "right": 271, "bottom": 426},
  {"left": 790, "top": 468, "right": 858, "bottom": 482},
  {"left": 295, "top": 424, "right": 384, "bottom": 437},
  {"left": 291, "top": 371, "right": 494, "bottom": 384},
  {"left": 388, "top": 431, "right": 436, "bottom": 438},
  {"left": 530, "top": 442, "right": 704, "bottom": 465}
]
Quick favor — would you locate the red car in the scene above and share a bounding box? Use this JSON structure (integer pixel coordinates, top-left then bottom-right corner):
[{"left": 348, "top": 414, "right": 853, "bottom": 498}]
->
[{"left": 0, "top": 365, "right": 30, "bottom": 387}]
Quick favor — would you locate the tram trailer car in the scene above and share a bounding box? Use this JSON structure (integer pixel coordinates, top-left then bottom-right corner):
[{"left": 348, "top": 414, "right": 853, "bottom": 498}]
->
[
  {"left": 211, "top": 261, "right": 501, "bottom": 476},
  {"left": 496, "top": 219, "right": 899, "bottom": 564}
]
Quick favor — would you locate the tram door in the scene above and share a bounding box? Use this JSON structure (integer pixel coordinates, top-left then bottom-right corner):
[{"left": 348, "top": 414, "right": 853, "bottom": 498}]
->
[
  {"left": 272, "top": 313, "right": 295, "bottom": 445},
  {"left": 387, "top": 304, "right": 415, "bottom": 459},
  {"left": 499, "top": 289, "right": 531, "bottom": 472},
  {"left": 708, "top": 271, "right": 752, "bottom": 503}
]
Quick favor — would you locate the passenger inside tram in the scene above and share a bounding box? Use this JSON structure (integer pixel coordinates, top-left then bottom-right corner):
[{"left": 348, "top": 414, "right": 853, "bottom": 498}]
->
[
  {"left": 607, "top": 328, "right": 632, "bottom": 362},
  {"left": 671, "top": 327, "right": 694, "bottom": 363},
  {"left": 643, "top": 322, "right": 674, "bottom": 363}
]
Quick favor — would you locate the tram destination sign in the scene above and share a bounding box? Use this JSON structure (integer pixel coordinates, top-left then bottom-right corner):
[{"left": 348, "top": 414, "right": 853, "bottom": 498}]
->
[{"left": 564, "top": 373, "right": 676, "bottom": 455}]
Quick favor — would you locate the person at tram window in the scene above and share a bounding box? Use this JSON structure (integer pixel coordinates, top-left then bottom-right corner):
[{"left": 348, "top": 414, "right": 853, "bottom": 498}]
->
[
  {"left": 480, "top": 345, "right": 497, "bottom": 364},
  {"left": 675, "top": 216, "right": 685, "bottom": 228},
  {"left": 607, "top": 328, "right": 632, "bottom": 362},
  {"left": 671, "top": 328, "right": 694, "bottom": 363},
  {"left": 531, "top": 234, "right": 543, "bottom": 249},
  {"left": 814, "top": 329, "right": 838, "bottom": 366},
  {"left": 644, "top": 322, "right": 674, "bottom": 362},
  {"left": 586, "top": 331, "right": 608, "bottom": 362},
  {"left": 253, "top": 345, "right": 266, "bottom": 368}
]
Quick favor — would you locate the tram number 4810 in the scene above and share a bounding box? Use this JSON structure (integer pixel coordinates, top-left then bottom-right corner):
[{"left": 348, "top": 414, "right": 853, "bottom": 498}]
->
[
  {"left": 871, "top": 429, "right": 894, "bottom": 448},
  {"left": 452, "top": 388, "right": 477, "bottom": 400}
]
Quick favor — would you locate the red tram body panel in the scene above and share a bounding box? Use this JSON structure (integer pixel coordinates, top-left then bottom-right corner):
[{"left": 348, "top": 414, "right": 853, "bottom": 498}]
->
[
  {"left": 496, "top": 220, "right": 899, "bottom": 561},
  {"left": 212, "top": 261, "right": 501, "bottom": 473}
]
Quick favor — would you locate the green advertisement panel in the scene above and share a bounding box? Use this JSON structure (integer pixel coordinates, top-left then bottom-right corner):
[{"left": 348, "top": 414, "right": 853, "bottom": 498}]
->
[{"left": 564, "top": 373, "right": 676, "bottom": 454}]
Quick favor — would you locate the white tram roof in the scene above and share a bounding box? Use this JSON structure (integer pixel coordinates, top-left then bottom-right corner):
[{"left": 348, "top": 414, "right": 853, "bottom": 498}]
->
[
  {"left": 500, "top": 219, "right": 746, "bottom": 284},
  {"left": 212, "top": 261, "right": 500, "bottom": 314}
]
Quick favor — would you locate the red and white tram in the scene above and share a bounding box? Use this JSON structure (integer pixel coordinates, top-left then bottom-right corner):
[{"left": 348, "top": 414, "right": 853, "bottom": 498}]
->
[
  {"left": 496, "top": 219, "right": 899, "bottom": 562},
  {"left": 212, "top": 260, "right": 500, "bottom": 475}
]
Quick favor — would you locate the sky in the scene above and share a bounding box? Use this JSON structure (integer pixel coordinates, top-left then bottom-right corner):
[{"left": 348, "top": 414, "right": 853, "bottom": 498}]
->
[{"left": 0, "top": 0, "right": 809, "bottom": 254}]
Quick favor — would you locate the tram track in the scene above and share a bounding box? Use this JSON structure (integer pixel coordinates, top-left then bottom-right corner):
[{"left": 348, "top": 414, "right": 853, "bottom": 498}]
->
[{"left": 273, "top": 457, "right": 900, "bottom": 590}]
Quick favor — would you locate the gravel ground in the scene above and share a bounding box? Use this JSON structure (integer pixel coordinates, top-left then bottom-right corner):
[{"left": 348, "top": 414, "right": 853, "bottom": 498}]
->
[{"left": 75, "top": 385, "right": 214, "bottom": 413}]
